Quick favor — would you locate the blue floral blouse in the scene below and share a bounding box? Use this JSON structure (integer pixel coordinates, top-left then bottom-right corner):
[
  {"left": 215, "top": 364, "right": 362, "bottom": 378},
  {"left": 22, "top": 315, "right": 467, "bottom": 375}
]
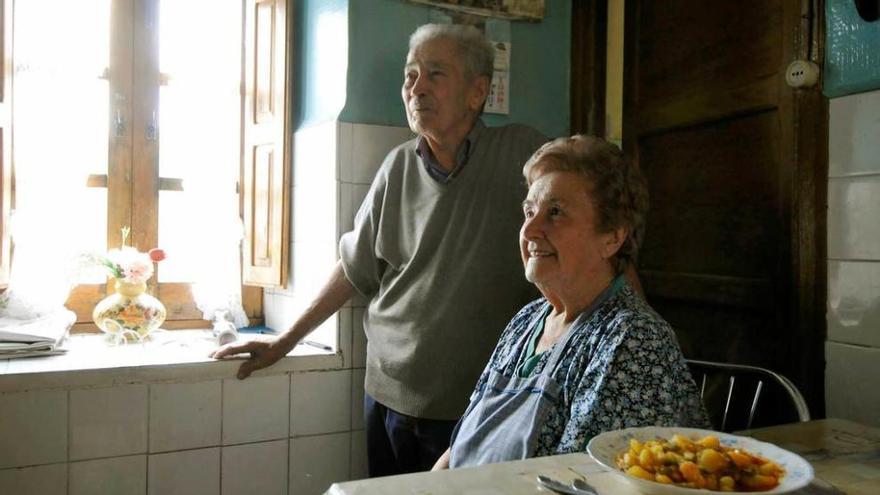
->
[{"left": 465, "top": 281, "right": 711, "bottom": 457}]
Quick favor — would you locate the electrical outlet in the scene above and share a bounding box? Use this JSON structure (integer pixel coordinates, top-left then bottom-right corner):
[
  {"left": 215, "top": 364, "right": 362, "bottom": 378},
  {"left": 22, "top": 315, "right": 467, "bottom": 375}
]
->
[{"left": 785, "top": 60, "right": 820, "bottom": 88}]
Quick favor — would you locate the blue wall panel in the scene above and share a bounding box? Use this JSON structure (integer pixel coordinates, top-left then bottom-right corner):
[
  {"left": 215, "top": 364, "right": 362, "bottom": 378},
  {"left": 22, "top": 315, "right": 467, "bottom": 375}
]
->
[
  {"left": 295, "top": 0, "right": 349, "bottom": 128},
  {"left": 341, "top": 0, "right": 571, "bottom": 138},
  {"left": 825, "top": 0, "right": 880, "bottom": 98}
]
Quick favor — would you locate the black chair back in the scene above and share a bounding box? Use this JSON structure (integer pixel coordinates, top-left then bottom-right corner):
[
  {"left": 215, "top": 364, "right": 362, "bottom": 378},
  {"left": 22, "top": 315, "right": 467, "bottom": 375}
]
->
[{"left": 687, "top": 359, "right": 810, "bottom": 432}]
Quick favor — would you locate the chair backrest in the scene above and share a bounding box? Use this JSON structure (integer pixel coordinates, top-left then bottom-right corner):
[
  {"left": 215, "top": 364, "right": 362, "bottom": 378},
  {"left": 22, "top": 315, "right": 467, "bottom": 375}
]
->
[{"left": 686, "top": 359, "right": 810, "bottom": 433}]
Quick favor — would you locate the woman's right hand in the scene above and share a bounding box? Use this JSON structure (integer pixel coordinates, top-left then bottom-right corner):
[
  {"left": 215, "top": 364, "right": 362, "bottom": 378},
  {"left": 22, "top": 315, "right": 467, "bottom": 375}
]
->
[{"left": 431, "top": 448, "right": 452, "bottom": 471}]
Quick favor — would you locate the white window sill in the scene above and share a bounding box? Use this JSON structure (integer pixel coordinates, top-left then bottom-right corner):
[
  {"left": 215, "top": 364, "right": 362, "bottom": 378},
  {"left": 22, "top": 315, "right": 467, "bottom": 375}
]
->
[{"left": 0, "top": 330, "right": 342, "bottom": 393}]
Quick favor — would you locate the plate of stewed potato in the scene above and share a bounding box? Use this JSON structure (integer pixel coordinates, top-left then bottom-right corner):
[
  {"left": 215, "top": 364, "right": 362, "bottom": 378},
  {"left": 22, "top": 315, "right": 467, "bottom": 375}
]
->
[{"left": 587, "top": 427, "right": 814, "bottom": 494}]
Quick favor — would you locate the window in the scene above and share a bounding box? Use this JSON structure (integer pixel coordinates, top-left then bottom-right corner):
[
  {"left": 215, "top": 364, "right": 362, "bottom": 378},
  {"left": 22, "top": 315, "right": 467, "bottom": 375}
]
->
[{"left": 0, "top": 0, "right": 290, "bottom": 329}]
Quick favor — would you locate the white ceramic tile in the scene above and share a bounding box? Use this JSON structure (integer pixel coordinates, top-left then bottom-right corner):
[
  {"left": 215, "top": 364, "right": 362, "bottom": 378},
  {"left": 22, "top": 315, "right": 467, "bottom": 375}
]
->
[
  {"left": 349, "top": 429, "right": 368, "bottom": 481},
  {"left": 222, "top": 440, "right": 288, "bottom": 495},
  {"left": 350, "top": 368, "right": 365, "bottom": 431},
  {"left": 0, "top": 463, "right": 67, "bottom": 495},
  {"left": 149, "top": 381, "right": 221, "bottom": 452},
  {"left": 829, "top": 89, "right": 880, "bottom": 177},
  {"left": 349, "top": 123, "right": 414, "bottom": 185},
  {"left": 303, "top": 313, "right": 339, "bottom": 355},
  {"left": 290, "top": 370, "right": 351, "bottom": 436},
  {"left": 337, "top": 307, "right": 353, "bottom": 369},
  {"left": 223, "top": 375, "right": 289, "bottom": 444},
  {"left": 289, "top": 432, "right": 350, "bottom": 495},
  {"left": 0, "top": 390, "right": 67, "bottom": 469},
  {"left": 266, "top": 294, "right": 338, "bottom": 352},
  {"left": 70, "top": 455, "right": 146, "bottom": 495},
  {"left": 290, "top": 241, "right": 338, "bottom": 299},
  {"left": 826, "top": 342, "right": 880, "bottom": 428},
  {"left": 351, "top": 307, "right": 367, "bottom": 369},
  {"left": 292, "top": 180, "right": 337, "bottom": 243},
  {"left": 268, "top": 292, "right": 337, "bottom": 354},
  {"left": 265, "top": 292, "right": 297, "bottom": 333},
  {"left": 70, "top": 385, "right": 148, "bottom": 460},
  {"left": 338, "top": 122, "right": 354, "bottom": 183},
  {"left": 263, "top": 290, "right": 278, "bottom": 324},
  {"left": 293, "top": 121, "right": 337, "bottom": 188},
  {"left": 148, "top": 448, "right": 220, "bottom": 495},
  {"left": 338, "top": 182, "right": 353, "bottom": 238},
  {"left": 827, "top": 176, "right": 880, "bottom": 260},
  {"left": 827, "top": 260, "right": 880, "bottom": 347}
]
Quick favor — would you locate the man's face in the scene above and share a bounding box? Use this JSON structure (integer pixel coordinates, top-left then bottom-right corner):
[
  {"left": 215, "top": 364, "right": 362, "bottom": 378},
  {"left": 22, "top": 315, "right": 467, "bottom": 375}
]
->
[{"left": 401, "top": 37, "right": 487, "bottom": 146}]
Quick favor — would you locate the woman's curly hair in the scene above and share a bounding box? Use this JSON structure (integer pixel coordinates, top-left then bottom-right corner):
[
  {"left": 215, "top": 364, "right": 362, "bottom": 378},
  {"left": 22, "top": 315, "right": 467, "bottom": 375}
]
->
[{"left": 522, "top": 135, "right": 649, "bottom": 274}]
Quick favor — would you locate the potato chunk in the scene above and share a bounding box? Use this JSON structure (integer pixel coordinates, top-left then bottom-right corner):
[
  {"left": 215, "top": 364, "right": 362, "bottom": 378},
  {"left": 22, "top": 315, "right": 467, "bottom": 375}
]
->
[{"left": 698, "top": 448, "right": 728, "bottom": 473}]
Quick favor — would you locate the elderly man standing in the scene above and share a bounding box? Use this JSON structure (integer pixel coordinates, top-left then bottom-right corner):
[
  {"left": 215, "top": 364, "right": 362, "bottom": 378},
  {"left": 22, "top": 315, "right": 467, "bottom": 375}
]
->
[{"left": 212, "top": 24, "right": 546, "bottom": 476}]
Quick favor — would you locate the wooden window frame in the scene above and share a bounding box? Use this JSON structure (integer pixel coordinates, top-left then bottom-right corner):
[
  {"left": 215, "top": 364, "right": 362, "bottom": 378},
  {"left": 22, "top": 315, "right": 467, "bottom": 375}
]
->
[
  {"left": 1, "top": 0, "right": 290, "bottom": 331},
  {"left": 0, "top": 0, "right": 11, "bottom": 289}
]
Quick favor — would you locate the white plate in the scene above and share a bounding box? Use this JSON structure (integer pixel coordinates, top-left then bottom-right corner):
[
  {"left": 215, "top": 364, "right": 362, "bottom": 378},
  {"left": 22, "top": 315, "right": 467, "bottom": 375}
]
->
[{"left": 587, "top": 426, "right": 814, "bottom": 494}]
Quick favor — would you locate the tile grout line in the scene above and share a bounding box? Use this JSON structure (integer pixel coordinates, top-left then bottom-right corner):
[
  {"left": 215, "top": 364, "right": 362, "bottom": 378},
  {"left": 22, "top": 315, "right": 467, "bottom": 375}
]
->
[
  {"left": 66, "top": 390, "right": 71, "bottom": 495},
  {"left": 827, "top": 171, "right": 880, "bottom": 180},
  {"left": 146, "top": 384, "right": 151, "bottom": 495},
  {"left": 54, "top": 437, "right": 288, "bottom": 463},
  {"left": 219, "top": 379, "right": 224, "bottom": 495},
  {"left": 827, "top": 257, "right": 880, "bottom": 263},
  {"left": 288, "top": 373, "right": 294, "bottom": 494}
]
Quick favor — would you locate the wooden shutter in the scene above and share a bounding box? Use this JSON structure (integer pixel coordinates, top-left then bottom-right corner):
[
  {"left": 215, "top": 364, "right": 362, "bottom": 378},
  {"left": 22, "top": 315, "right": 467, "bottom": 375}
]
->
[
  {"left": 0, "top": 0, "right": 12, "bottom": 288},
  {"left": 242, "top": 0, "right": 290, "bottom": 287}
]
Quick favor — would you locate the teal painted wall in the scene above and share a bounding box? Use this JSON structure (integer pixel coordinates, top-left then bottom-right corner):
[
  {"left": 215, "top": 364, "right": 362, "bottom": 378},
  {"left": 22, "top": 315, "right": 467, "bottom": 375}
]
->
[
  {"left": 825, "top": 0, "right": 880, "bottom": 98},
  {"left": 340, "top": 0, "right": 572, "bottom": 138},
  {"left": 294, "top": 0, "right": 349, "bottom": 128}
]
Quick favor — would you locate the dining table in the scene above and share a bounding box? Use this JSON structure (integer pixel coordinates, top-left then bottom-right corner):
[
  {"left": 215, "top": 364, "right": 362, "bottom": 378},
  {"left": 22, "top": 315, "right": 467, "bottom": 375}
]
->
[{"left": 325, "top": 418, "right": 880, "bottom": 495}]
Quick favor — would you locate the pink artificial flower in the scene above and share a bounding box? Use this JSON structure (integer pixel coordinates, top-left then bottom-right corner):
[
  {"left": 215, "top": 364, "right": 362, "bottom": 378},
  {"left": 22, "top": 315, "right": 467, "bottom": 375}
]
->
[
  {"left": 124, "top": 257, "right": 154, "bottom": 284},
  {"left": 149, "top": 248, "right": 166, "bottom": 262}
]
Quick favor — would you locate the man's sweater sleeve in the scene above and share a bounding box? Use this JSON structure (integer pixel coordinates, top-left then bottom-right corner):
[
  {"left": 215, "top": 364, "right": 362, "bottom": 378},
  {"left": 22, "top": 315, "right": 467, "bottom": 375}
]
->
[{"left": 338, "top": 161, "right": 390, "bottom": 298}]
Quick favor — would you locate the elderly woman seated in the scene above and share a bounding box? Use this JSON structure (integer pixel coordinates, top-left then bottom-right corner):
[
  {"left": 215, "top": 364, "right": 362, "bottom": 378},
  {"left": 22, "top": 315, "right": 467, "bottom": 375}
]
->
[{"left": 433, "top": 135, "right": 709, "bottom": 469}]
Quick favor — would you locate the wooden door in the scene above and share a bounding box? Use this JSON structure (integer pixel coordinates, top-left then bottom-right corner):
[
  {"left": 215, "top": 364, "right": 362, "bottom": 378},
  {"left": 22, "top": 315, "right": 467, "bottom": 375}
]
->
[{"left": 621, "top": 0, "right": 828, "bottom": 415}]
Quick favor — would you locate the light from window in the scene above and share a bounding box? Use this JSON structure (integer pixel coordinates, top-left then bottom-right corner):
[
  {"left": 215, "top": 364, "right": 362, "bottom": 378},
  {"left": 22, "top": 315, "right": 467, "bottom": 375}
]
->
[
  {"left": 158, "top": 0, "right": 243, "bottom": 283},
  {"left": 13, "top": 0, "right": 111, "bottom": 285}
]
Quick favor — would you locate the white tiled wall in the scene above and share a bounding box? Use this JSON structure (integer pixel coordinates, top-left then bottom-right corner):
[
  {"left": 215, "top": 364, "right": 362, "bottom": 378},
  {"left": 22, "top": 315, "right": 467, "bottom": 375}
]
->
[
  {"left": 70, "top": 456, "right": 146, "bottom": 495},
  {"left": 0, "top": 370, "right": 369, "bottom": 495},
  {"left": 149, "top": 381, "right": 222, "bottom": 452},
  {"left": 223, "top": 375, "right": 290, "bottom": 445},
  {"left": 148, "top": 448, "right": 221, "bottom": 495},
  {"left": 291, "top": 369, "right": 352, "bottom": 436},
  {"left": 826, "top": 89, "right": 880, "bottom": 427},
  {"left": 0, "top": 464, "right": 67, "bottom": 495},
  {"left": 222, "top": 440, "right": 288, "bottom": 495},
  {"left": 289, "top": 432, "right": 351, "bottom": 495},
  {"left": 0, "top": 390, "right": 67, "bottom": 469},
  {"left": 70, "top": 385, "right": 148, "bottom": 460}
]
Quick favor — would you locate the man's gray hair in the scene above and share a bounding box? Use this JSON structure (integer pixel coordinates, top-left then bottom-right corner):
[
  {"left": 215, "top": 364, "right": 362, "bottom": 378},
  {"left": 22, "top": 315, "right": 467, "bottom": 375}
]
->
[{"left": 409, "top": 24, "right": 495, "bottom": 80}]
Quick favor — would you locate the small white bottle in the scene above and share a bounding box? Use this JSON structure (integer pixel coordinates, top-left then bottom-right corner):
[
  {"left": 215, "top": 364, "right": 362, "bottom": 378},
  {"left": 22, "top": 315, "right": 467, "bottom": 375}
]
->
[{"left": 212, "top": 311, "right": 238, "bottom": 346}]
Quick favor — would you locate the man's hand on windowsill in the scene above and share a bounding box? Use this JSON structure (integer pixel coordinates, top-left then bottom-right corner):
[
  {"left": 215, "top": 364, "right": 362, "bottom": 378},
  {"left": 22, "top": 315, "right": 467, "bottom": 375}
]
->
[{"left": 209, "top": 336, "right": 294, "bottom": 380}]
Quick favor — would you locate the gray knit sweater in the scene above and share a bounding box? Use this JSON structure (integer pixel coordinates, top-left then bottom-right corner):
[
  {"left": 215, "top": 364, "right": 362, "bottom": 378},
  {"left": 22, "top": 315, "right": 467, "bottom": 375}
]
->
[{"left": 339, "top": 122, "right": 547, "bottom": 419}]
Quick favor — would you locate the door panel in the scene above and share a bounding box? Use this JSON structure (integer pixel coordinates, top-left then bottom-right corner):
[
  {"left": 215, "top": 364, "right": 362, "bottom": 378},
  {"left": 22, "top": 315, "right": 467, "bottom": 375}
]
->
[
  {"left": 639, "top": 112, "right": 781, "bottom": 279},
  {"left": 620, "top": 0, "right": 827, "bottom": 416}
]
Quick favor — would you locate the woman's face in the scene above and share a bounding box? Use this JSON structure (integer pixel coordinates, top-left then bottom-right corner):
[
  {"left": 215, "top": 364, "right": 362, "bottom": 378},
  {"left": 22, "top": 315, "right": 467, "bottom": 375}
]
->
[{"left": 520, "top": 170, "right": 621, "bottom": 292}]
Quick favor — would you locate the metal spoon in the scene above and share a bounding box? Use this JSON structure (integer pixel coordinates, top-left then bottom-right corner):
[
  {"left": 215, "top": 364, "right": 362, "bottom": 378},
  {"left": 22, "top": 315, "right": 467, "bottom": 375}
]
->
[
  {"left": 536, "top": 475, "right": 596, "bottom": 495},
  {"left": 572, "top": 477, "right": 598, "bottom": 495}
]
